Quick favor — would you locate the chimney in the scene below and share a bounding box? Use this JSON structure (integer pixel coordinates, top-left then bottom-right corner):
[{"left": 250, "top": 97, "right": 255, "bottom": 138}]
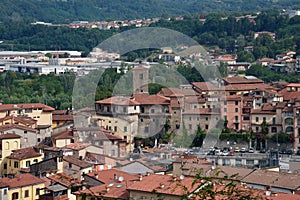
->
[
  {"left": 105, "top": 186, "right": 110, "bottom": 192},
  {"left": 95, "top": 173, "right": 98, "bottom": 179},
  {"left": 146, "top": 172, "right": 151, "bottom": 176},
  {"left": 139, "top": 174, "right": 143, "bottom": 181},
  {"left": 160, "top": 183, "right": 165, "bottom": 189}
]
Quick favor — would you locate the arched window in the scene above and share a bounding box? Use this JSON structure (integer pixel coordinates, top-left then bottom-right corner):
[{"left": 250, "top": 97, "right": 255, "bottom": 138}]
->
[
  {"left": 13, "top": 141, "right": 18, "bottom": 149},
  {"left": 286, "top": 126, "right": 294, "bottom": 133},
  {"left": 285, "top": 118, "right": 294, "bottom": 126},
  {"left": 5, "top": 141, "right": 9, "bottom": 150}
]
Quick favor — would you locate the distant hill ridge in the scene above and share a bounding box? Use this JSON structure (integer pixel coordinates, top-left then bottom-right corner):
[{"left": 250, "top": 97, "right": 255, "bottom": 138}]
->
[{"left": 0, "top": 0, "right": 299, "bottom": 23}]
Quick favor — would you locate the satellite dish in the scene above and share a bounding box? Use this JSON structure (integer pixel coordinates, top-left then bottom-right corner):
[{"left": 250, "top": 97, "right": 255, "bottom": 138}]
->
[
  {"left": 118, "top": 176, "right": 124, "bottom": 182},
  {"left": 179, "top": 175, "right": 184, "bottom": 180}
]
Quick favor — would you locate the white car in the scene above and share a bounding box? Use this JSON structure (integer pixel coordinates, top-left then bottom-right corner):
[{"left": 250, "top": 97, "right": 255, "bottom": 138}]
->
[{"left": 248, "top": 147, "right": 254, "bottom": 153}]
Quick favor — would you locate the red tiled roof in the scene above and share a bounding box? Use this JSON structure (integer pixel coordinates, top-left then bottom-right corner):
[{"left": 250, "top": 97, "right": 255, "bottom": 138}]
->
[
  {"left": 279, "top": 88, "right": 300, "bottom": 101},
  {"left": 242, "top": 170, "right": 300, "bottom": 190},
  {"left": 127, "top": 174, "right": 200, "bottom": 196},
  {"left": 0, "top": 133, "right": 21, "bottom": 140},
  {"left": 7, "top": 147, "right": 41, "bottom": 160},
  {"left": 86, "top": 169, "right": 139, "bottom": 184},
  {"left": 96, "top": 96, "right": 140, "bottom": 106},
  {"left": 74, "top": 182, "right": 129, "bottom": 199},
  {"left": 0, "top": 173, "right": 45, "bottom": 188},
  {"left": 133, "top": 94, "right": 170, "bottom": 105},
  {"left": 64, "top": 142, "right": 90, "bottom": 150},
  {"left": 251, "top": 109, "right": 276, "bottom": 115},
  {"left": 0, "top": 115, "right": 37, "bottom": 126},
  {"left": 0, "top": 103, "right": 54, "bottom": 112},
  {"left": 52, "top": 129, "right": 73, "bottom": 140},
  {"left": 47, "top": 173, "right": 81, "bottom": 187},
  {"left": 63, "top": 156, "right": 93, "bottom": 169},
  {"left": 0, "top": 124, "right": 37, "bottom": 133},
  {"left": 222, "top": 76, "right": 263, "bottom": 84},
  {"left": 158, "top": 87, "right": 197, "bottom": 97},
  {"left": 192, "top": 82, "right": 223, "bottom": 91}
]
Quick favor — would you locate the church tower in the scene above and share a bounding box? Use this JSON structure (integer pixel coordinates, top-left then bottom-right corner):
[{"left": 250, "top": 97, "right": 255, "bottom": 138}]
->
[{"left": 132, "top": 66, "right": 149, "bottom": 94}]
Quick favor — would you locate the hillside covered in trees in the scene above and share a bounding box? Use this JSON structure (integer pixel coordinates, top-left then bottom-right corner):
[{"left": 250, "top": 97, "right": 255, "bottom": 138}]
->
[{"left": 1, "top": 0, "right": 300, "bottom": 23}]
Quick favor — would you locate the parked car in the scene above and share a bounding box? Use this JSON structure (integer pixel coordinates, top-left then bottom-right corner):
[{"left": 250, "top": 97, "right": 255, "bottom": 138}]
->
[
  {"left": 234, "top": 147, "right": 240, "bottom": 153},
  {"left": 222, "top": 150, "right": 230, "bottom": 156},
  {"left": 240, "top": 148, "right": 247, "bottom": 153},
  {"left": 297, "top": 150, "right": 300, "bottom": 155},
  {"left": 248, "top": 147, "right": 254, "bottom": 153},
  {"left": 287, "top": 149, "right": 294, "bottom": 155}
]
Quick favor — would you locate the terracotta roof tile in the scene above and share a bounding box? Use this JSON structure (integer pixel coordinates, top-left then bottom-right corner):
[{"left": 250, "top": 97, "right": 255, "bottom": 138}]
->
[
  {"left": 133, "top": 94, "right": 170, "bottom": 105},
  {"left": 0, "top": 133, "right": 21, "bottom": 139},
  {"left": 0, "top": 124, "right": 37, "bottom": 133},
  {"left": 86, "top": 169, "right": 139, "bottom": 184},
  {"left": 0, "top": 103, "right": 54, "bottom": 112},
  {"left": 0, "top": 173, "right": 45, "bottom": 188},
  {"left": 47, "top": 173, "right": 81, "bottom": 187},
  {"left": 158, "top": 87, "right": 197, "bottom": 97},
  {"left": 222, "top": 76, "right": 263, "bottom": 84},
  {"left": 127, "top": 174, "right": 200, "bottom": 196},
  {"left": 64, "top": 142, "right": 90, "bottom": 150},
  {"left": 0, "top": 115, "right": 37, "bottom": 126},
  {"left": 63, "top": 156, "right": 93, "bottom": 169},
  {"left": 242, "top": 170, "right": 300, "bottom": 190},
  {"left": 52, "top": 129, "right": 73, "bottom": 140},
  {"left": 7, "top": 146, "right": 41, "bottom": 160},
  {"left": 96, "top": 96, "right": 140, "bottom": 106},
  {"left": 74, "top": 182, "right": 129, "bottom": 199}
]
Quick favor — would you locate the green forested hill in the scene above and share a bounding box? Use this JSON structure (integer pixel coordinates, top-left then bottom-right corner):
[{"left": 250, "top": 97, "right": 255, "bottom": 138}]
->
[{"left": 1, "top": 0, "right": 300, "bottom": 23}]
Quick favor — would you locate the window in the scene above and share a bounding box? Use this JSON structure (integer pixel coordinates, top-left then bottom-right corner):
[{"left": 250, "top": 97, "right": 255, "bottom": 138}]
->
[
  {"left": 5, "top": 142, "right": 9, "bottom": 150},
  {"left": 26, "top": 160, "right": 30, "bottom": 167},
  {"left": 243, "top": 116, "right": 250, "bottom": 120},
  {"left": 3, "top": 189, "right": 7, "bottom": 195},
  {"left": 224, "top": 108, "right": 227, "bottom": 112},
  {"left": 235, "top": 116, "right": 238, "bottom": 121},
  {"left": 37, "top": 138, "right": 41, "bottom": 142},
  {"left": 3, "top": 163, "right": 7, "bottom": 169},
  {"left": 14, "top": 161, "right": 18, "bottom": 168},
  {"left": 235, "top": 101, "right": 238, "bottom": 105},
  {"left": 24, "top": 190, "right": 29, "bottom": 198},
  {"left": 224, "top": 101, "right": 227, "bottom": 105},
  {"left": 139, "top": 73, "right": 143, "bottom": 79},
  {"left": 151, "top": 109, "right": 155, "bottom": 113},
  {"left": 124, "top": 126, "right": 127, "bottom": 132},
  {"left": 144, "top": 127, "right": 149, "bottom": 133},
  {"left": 33, "top": 159, "right": 38, "bottom": 163},
  {"left": 206, "top": 117, "right": 208, "bottom": 121},
  {"left": 114, "top": 126, "right": 117, "bottom": 132},
  {"left": 123, "top": 107, "right": 127, "bottom": 113},
  {"left": 255, "top": 117, "right": 259, "bottom": 122},
  {"left": 263, "top": 117, "right": 266, "bottom": 122},
  {"left": 69, "top": 163, "right": 72, "bottom": 168},
  {"left": 235, "top": 108, "right": 238, "bottom": 112},
  {"left": 205, "top": 125, "right": 208, "bottom": 129},
  {"left": 255, "top": 126, "right": 259, "bottom": 132},
  {"left": 140, "top": 118, "right": 144, "bottom": 122},
  {"left": 189, "top": 117, "right": 192, "bottom": 121},
  {"left": 24, "top": 131, "right": 27, "bottom": 134},
  {"left": 224, "top": 116, "right": 227, "bottom": 121},
  {"left": 271, "top": 127, "right": 277, "bottom": 133},
  {"left": 12, "top": 192, "right": 19, "bottom": 200},
  {"left": 273, "top": 117, "right": 276, "bottom": 125},
  {"left": 36, "top": 188, "right": 40, "bottom": 195},
  {"left": 134, "top": 106, "right": 136, "bottom": 110},
  {"left": 189, "top": 124, "right": 192, "bottom": 130}
]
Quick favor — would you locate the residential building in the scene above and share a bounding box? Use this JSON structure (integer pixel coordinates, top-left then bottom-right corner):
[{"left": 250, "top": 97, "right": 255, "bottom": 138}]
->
[
  {"left": 4, "top": 146, "right": 43, "bottom": 175},
  {"left": 0, "top": 134, "right": 21, "bottom": 175},
  {"left": 0, "top": 103, "right": 54, "bottom": 127},
  {"left": 0, "top": 173, "right": 45, "bottom": 200},
  {"left": 63, "top": 155, "right": 93, "bottom": 179}
]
